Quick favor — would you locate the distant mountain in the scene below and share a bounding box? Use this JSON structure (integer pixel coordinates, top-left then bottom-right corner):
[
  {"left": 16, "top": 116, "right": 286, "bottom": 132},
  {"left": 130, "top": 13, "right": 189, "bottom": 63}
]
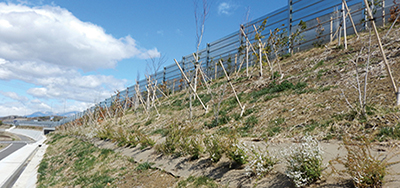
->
[{"left": 26, "top": 111, "right": 79, "bottom": 118}]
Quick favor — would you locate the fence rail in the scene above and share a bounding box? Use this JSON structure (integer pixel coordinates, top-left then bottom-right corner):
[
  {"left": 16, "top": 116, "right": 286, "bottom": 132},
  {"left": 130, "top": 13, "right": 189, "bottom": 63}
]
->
[{"left": 60, "top": 0, "right": 398, "bottom": 125}]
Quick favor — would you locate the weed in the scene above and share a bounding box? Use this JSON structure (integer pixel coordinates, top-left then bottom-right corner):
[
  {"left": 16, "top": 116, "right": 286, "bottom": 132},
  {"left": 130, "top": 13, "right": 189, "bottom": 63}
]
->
[
  {"left": 177, "top": 176, "right": 218, "bottom": 188},
  {"left": 305, "top": 120, "right": 319, "bottom": 132},
  {"left": 172, "top": 99, "right": 183, "bottom": 107},
  {"left": 280, "top": 52, "right": 292, "bottom": 60},
  {"left": 135, "top": 162, "right": 154, "bottom": 171},
  {"left": 377, "top": 124, "right": 400, "bottom": 141},
  {"left": 271, "top": 117, "right": 285, "bottom": 126},
  {"left": 232, "top": 113, "right": 241, "bottom": 121},
  {"left": 245, "top": 115, "right": 259, "bottom": 127},
  {"left": 204, "top": 110, "right": 230, "bottom": 128},
  {"left": 266, "top": 126, "right": 282, "bottom": 137},
  {"left": 318, "top": 85, "right": 335, "bottom": 92},
  {"left": 331, "top": 135, "right": 400, "bottom": 188},
  {"left": 226, "top": 141, "right": 249, "bottom": 165},
  {"left": 217, "top": 127, "right": 236, "bottom": 136},
  {"left": 137, "top": 132, "right": 155, "bottom": 149},
  {"left": 282, "top": 136, "right": 323, "bottom": 187},
  {"left": 151, "top": 128, "right": 168, "bottom": 136},
  {"left": 264, "top": 94, "right": 280, "bottom": 101},
  {"left": 317, "top": 69, "right": 328, "bottom": 79},
  {"left": 271, "top": 71, "right": 281, "bottom": 80},
  {"left": 243, "top": 108, "right": 256, "bottom": 116},
  {"left": 313, "top": 60, "right": 324, "bottom": 70},
  {"left": 204, "top": 135, "right": 224, "bottom": 163},
  {"left": 245, "top": 144, "right": 277, "bottom": 177},
  {"left": 155, "top": 124, "right": 202, "bottom": 159},
  {"left": 193, "top": 93, "right": 212, "bottom": 107},
  {"left": 37, "top": 159, "right": 48, "bottom": 182},
  {"left": 144, "top": 118, "right": 153, "bottom": 126},
  {"left": 47, "top": 134, "right": 68, "bottom": 144}
]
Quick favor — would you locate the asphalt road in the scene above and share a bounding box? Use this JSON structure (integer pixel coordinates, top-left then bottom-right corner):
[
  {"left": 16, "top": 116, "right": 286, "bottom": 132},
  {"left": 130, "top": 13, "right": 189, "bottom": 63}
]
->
[{"left": 0, "top": 134, "right": 34, "bottom": 161}]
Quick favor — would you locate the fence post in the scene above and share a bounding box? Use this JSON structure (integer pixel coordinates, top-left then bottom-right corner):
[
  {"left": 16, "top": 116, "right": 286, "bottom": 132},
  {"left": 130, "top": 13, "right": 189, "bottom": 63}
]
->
[
  {"left": 163, "top": 66, "right": 166, "bottom": 83},
  {"left": 382, "top": 0, "right": 385, "bottom": 26},
  {"left": 182, "top": 57, "right": 186, "bottom": 90},
  {"left": 288, "top": 0, "right": 293, "bottom": 54},
  {"left": 206, "top": 43, "right": 210, "bottom": 79},
  {"left": 342, "top": 1, "right": 347, "bottom": 49}
]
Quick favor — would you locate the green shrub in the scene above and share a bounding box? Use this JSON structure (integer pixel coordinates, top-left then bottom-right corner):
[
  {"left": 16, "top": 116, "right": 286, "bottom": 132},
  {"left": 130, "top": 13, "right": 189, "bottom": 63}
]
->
[
  {"left": 283, "top": 136, "right": 323, "bottom": 187},
  {"left": 204, "top": 135, "right": 224, "bottom": 163},
  {"left": 245, "top": 145, "right": 277, "bottom": 177},
  {"left": 226, "top": 142, "right": 248, "bottom": 165},
  {"left": 155, "top": 124, "right": 202, "bottom": 159}
]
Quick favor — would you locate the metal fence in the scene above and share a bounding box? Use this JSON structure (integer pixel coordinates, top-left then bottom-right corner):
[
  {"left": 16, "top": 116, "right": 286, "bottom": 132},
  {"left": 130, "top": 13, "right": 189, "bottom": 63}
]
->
[
  {"left": 2, "top": 120, "right": 60, "bottom": 127},
  {"left": 60, "top": 0, "right": 398, "bottom": 125}
]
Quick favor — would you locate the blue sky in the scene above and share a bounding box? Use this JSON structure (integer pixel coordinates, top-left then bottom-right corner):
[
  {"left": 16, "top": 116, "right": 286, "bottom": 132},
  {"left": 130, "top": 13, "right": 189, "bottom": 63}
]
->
[{"left": 0, "top": 0, "right": 287, "bottom": 116}]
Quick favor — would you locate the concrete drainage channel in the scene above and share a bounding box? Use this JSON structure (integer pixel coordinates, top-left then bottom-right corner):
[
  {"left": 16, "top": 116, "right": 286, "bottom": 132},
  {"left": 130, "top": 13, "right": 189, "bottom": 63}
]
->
[
  {"left": 1, "top": 145, "right": 40, "bottom": 188},
  {"left": 0, "top": 128, "right": 47, "bottom": 188}
]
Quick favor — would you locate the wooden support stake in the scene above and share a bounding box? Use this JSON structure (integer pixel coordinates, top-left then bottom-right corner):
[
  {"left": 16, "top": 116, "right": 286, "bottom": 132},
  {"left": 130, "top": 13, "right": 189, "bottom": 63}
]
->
[
  {"left": 246, "top": 40, "right": 249, "bottom": 77},
  {"left": 174, "top": 59, "right": 208, "bottom": 112},
  {"left": 218, "top": 60, "right": 245, "bottom": 116},
  {"left": 215, "top": 61, "right": 218, "bottom": 80},
  {"left": 134, "top": 81, "right": 149, "bottom": 116},
  {"left": 235, "top": 57, "right": 245, "bottom": 78},
  {"left": 363, "top": 0, "right": 399, "bottom": 105},
  {"left": 342, "top": 2, "right": 347, "bottom": 49},
  {"left": 330, "top": 16, "right": 333, "bottom": 42},
  {"left": 342, "top": 0, "right": 359, "bottom": 38},
  {"left": 234, "top": 54, "right": 238, "bottom": 74}
]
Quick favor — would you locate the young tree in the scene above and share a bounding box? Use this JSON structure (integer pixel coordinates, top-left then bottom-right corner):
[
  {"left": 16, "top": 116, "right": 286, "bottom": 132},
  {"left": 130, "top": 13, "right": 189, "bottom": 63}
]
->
[
  {"left": 145, "top": 53, "right": 167, "bottom": 79},
  {"left": 190, "top": 0, "right": 210, "bottom": 119}
]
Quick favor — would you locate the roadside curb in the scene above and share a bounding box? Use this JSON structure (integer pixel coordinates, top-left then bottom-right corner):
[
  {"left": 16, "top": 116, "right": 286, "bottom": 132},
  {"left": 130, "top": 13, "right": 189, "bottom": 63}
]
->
[
  {"left": 0, "top": 144, "right": 38, "bottom": 188},
  {"left": 0, "top": 128, "right": 47, "bottom": 188},
  {"left": 12, "top": 144, "right": 48, "bottom": 188},
  {"left": 0, "top": 144, "right": 39, "bottom": 188}
]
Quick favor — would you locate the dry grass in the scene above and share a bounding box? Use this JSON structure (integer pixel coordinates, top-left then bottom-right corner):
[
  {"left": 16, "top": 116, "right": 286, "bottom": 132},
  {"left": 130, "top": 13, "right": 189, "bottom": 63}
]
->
[{"left": 53, "top": 23, "right": 400, "bottom": 187}]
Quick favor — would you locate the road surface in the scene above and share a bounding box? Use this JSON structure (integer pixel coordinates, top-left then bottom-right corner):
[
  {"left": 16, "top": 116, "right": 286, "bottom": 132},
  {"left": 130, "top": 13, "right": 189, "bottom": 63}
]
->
[{"left": 0, "top": 134, "right": 34, "bottom": 161}]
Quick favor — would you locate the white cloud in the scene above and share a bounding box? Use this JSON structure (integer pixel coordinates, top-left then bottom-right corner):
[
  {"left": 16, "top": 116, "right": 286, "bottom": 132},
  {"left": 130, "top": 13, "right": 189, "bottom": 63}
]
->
[
  {"left": 218, "top": 2, "right": 231, "bottom": 15},
  {"left": 0, "top": 3, "right": 159, "bottom": 71},
  {"left": 0, "top": 91, "right": 29, "bottom": 102},
  {"left": 0, "top": 2, "right": 160, "bottom": 117},
  {"left": 0, "top": 59, "right": 127, "bottom": 103}
]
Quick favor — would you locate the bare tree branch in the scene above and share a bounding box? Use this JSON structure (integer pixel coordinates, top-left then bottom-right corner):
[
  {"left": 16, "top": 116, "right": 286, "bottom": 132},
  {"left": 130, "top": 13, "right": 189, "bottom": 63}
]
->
[{"left": 194, "top": 0, "right": 210, "bottom": 55}]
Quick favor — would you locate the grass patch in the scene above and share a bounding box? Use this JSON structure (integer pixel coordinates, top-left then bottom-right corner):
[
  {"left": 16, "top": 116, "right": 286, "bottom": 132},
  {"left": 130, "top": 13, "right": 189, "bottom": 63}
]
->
[
  {"left": 177, "top": 176, "right": 218, "bottom": 188},
  {"left": 135, "top": 162, "right": 154, "bottom": 171},
  {"left": 250, "top": 80, "right": 307, "bottom": 102},
  {"left": 151, "top": 128, "right": 168, "bottom": 136},
  {"left": 377, "top": 124, "right": 400, "bottom": 141}
]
